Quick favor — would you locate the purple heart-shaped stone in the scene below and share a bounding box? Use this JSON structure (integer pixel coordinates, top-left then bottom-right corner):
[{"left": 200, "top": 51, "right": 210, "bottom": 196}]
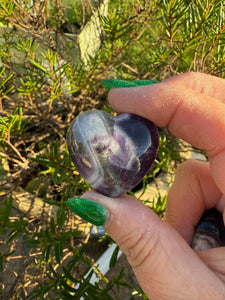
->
[{"left": 67, "top": 110, "right": 159, "bottom": 198}]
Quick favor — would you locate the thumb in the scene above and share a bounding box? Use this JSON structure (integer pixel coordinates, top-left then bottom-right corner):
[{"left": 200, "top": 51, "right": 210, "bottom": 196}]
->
[{"left": 68, "top": 191, "right": 225, "bottom": 299}]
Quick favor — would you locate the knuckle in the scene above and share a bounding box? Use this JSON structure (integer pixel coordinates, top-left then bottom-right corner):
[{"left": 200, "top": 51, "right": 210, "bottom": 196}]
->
[
  {"left": 119, "top": 226, "right": 162, "bottom": 270},
  {"left": 182, "top": 72, "right": 216, "bottom": 97},
  {"left": 183, "top": 71, "right": 196, "bottom": 80},
  {"left": 182, "top": 71, "right": 200, "bottom": 86}
]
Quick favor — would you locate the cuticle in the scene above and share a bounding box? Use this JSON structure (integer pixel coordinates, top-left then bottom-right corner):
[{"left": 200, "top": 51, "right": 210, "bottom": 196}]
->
[{"left": 103, "top": 209, "right": 113, "bottom": 227}]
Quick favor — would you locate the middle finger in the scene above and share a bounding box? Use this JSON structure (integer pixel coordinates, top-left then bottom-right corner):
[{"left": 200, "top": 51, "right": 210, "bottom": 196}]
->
[{"left": 166, "top": 160, "right": 222, "bottom": 244}]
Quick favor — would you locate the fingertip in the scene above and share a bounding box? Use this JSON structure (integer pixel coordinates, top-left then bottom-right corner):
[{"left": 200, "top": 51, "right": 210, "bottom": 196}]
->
[
  {"left": 108, "top": 87, "right": 130, "bottom": 113},
  {"left": 108, "top": 84, "right": 160, "bottom": 122}
]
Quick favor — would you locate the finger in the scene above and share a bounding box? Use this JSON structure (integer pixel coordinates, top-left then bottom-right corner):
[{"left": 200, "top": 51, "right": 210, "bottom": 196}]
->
[
  {"left": 163, "top": 72, "right": 225, "bottom": 103},
  {"left": 82, "top": 191, "right": 225, "bottom": 299},
  {"left": 217, "top": 195, "right": 225, "bottom": 223},
  {"left": 198, "top": 248, "right": 225, "bottom": 281},
  {"left": 108, "top": 80, "right": 225, "bottom": 156},
  {"left": 166, "top": 160, "right": 222, "bottom": 244},
  {"left": 108, "top": 78, "right": 225, "bottom": 196}
]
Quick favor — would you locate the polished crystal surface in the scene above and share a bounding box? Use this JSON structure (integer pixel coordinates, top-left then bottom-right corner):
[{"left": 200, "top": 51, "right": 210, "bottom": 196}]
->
[{"left": 67, "top": 110, "right": 159, "bottom": 197}]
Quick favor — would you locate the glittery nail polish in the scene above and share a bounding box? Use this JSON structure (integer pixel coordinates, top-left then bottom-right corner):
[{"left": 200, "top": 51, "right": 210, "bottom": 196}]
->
[{"left": 66, "top": 197, "right": 108, "bottom": 226}]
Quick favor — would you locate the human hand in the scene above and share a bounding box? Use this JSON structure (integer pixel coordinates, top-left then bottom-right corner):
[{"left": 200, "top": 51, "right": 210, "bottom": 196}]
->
[{"left": 68, "top": 73, "right": 225, "bottom": 299}]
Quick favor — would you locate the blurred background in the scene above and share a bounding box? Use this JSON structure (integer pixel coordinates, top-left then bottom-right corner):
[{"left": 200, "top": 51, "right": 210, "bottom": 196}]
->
[{"left": 0, "top": 0, "right": 224, "bottom": 299}]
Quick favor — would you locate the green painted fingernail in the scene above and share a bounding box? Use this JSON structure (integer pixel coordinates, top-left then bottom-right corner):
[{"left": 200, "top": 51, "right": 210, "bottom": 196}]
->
[
  {"left": 66, "top": 198, "right": 108, "bottom": 226},
  {"left": 101, "top": 79, "right": 158, "bottom": 91}
]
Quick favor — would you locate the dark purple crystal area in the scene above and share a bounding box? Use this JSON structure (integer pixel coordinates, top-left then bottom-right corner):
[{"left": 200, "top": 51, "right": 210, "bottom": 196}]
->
[{"left": 66, "top": 110, "right": 159, "bottom": 198}]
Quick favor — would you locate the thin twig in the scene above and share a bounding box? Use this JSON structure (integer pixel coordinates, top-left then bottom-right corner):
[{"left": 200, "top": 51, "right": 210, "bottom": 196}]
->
[{"left": 4, "top": 139, "right": 28, "bottom": 165}]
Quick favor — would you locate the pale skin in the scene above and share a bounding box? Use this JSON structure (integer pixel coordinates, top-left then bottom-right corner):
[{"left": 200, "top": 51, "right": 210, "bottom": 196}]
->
[{"left": 82, "top": 72, "right": 225, "bottom": 299}]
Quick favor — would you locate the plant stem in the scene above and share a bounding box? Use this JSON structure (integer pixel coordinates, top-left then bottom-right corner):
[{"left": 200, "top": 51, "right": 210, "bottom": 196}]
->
[{"left": 4, "top": 138, "right": 27, "bottom": 164}]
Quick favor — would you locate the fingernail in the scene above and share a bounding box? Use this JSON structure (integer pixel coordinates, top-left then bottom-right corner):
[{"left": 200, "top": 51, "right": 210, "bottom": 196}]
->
[
  {"left": 101, "top": 79, "right": 158, "bottom": 91},
  {"left": 66, "top": 197, "right": 108, "bottom": 226},
  {"left": 101, "top": 79, "right": 137, "bottom": 90}
]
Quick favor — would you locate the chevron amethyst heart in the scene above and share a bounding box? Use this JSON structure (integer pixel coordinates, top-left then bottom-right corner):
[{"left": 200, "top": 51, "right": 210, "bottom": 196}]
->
[{"left": 67, "top": 110, "right": 159, "bottom": 198}]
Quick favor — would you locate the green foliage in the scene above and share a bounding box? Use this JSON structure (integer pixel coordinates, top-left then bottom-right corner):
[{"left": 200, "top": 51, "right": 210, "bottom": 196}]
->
[
  {"left": 109, "top": 244, "right": 120, "bottom": 268},
  {"left": 105, "top": 0, "right": 225, "bottom": 78},
  {"left": 26, "top": 213, "right": 80, "bottom": 264},
  {"left": 0, "top": 67, "right": 14, "bottom": 107},
  {"left": 0, "top": 197, "right": 28, "bottom": 272},
  {"left": 30, "top": 139, "right": 90, "bottom": 200},
  {"left": 0, "top": 196, "right": 28, "bottom": 243},
  {"left": 156, "top": 134, "right": 182, "bottom": 173},
  {"left": 0, "top": 196, "right": 13, "bottom": 237},
  {"left": 0, "top": 107, "right": 24, "bottom": 140},
  {"left": 0, "top": 250, "right": 14, "bottom": 272},
  {"left": 0, "top": 0, "right": 224, "bottom": 298},
  {"left": 152, "top": 195, "right": 167, "bottom": 219},
  {"left": 100, "top": 8, "right": 133, "bottom": 63}
]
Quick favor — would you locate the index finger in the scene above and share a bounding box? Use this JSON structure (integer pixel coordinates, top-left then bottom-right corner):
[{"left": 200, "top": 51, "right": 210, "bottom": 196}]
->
[
  {"left": 108, "top": 73, "right": 225, "bottom": 195},
  {"left": 164, "top": 72, "right": 225, "bottom": 103}
]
